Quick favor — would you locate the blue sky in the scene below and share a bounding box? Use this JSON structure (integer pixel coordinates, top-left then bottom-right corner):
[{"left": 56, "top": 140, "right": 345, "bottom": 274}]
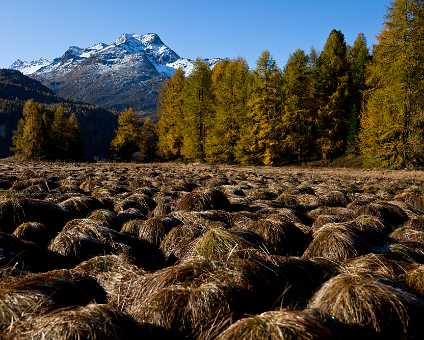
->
[{"left": 0, "top": 0, "right": 391, "bottom": 68}]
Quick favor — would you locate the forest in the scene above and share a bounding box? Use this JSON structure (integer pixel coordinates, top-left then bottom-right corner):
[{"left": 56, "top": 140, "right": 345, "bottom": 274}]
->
[{"left": 155, "top": 0, "right": 424, "bottom": 169}]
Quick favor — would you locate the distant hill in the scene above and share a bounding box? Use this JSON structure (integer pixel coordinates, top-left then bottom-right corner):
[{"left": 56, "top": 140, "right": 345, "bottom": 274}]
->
[
  {"left": 0, "top": 69, "right": 117, "bottom": 160},
  {"left": 10, "top": 33, "right": 221, "bottom": 115}
]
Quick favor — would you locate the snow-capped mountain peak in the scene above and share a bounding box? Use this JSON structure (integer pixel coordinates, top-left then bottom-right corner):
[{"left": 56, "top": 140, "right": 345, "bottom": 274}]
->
[
  {"left": 10, "top": 33, "right": 219, "bottom": 77},
  {"left": 10, "top": 58, "right": 51, "bottom": 75},
  {"left": 8, "top": 33, "right": 223, "bottom": 114}
]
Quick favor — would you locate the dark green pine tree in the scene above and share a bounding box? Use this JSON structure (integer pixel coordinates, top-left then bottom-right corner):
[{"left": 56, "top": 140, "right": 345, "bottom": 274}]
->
[
  {"left": 236, "top": 51, "right": 283, "bottom": 165},
  {"left": 281, "top": 49, "right": 315, "bottom": 163},
  {"left": 182, "top": 60, "right": 214, "bottom": 162},
  {"left": 316, "top": 30, "right": 350, "bottom": 161}
]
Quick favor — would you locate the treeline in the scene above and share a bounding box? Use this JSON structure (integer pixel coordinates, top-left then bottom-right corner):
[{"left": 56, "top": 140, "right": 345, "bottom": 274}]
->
[
  {"left": 12, "top": 100, "right": 82, "bottom": 160},
  {"left": 157, "top": 0, "right": 424, "bottom": 168}
]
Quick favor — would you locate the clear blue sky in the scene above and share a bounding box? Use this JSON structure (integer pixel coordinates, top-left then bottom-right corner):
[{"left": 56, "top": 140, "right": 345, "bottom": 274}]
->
[{"left": 0, "top": 0, "right": 391, "bottom": 68}]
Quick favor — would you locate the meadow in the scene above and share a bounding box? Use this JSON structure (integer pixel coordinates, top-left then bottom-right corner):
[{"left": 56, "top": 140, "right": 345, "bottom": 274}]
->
[{"left": 0, "top": 159, "right": 423, "bottom": 339}]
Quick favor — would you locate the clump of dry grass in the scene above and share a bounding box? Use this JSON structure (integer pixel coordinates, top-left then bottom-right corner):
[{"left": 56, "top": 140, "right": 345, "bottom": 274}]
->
[
  {"left": 391, "top": 227, "right": 424, "bottom": 243},
  {"left": 8, "top": 304, "right": 147, "bottom": 340},
  {"left": 128, "top": 283, "right": 233, "bottom": 339},
  {"left": 11, "top": 178, "right": 53, "bottom": 192},
  {"left": 342, "top": 253, "right": 412, "bottom": 280},
  {"left": 48, "top": 219, "right": 116, "bottom": 263},
  {"left": 404, "top": 216, "right": 424, "bottom": 231},
  {"left": 243, "top": 219, "right": 309, "bottom": 256},
  {"left": 355, "top": 201, "right": 408, "bottom": 229},
  {"left": 270, "top": 257, "right": 339, "bottom": 309},
  {"left": 12, "top": 222, "right": 50, "bottom": 246},
  {"left": 0, "top": 194, "right": 25, "bottom": 233},
  {"left": 247, "top": 188, "right": 278, "bottom": 200},
  {"left": 0, "top": 289, "right": 56, "bottom": 333},
  {"left": 49, "top": 219, "right": 164, "bottom": 269},
  {"left": 303, "top": 223, "right": 370, "bottom": 261},
  {"left": 313, "top": 214, "right": 353, "bottom": 230},
  {"left": 131, "top": 216, "right": 181, "bottom": 246},
  {"left": 308, "top": 273, "right": 424, "bottom": 338},
  {"left": 115, "top": 208, "right": 147, "bottom": 226},
  {"left": 0, "top": 269, "right": 105, "bottom": 307},
  {"left": 395, "top": 188, "right": 424, "bottom": 212},
  {"left": 88, "top": 209, "right": 118, "bottom": 230},
  {"left": 188, "top": 227, "right": 254, "bottom": 261},
  {"left": 152, "top": 195, "right": 173, "bottom": 217},
  {"left": 113, "top": 193, "right": 152, "bottom": 215},
  {"left": 388, "top": 241, "right": 424, "bottom": 264},
  {"left": 307, "top": 207, "right": 355, "bottom": 222},
  {"left": 122, "top": 257, "right": 216, "bottom": 307},
  {"left": 22, "top": 199, "right": 69, "bottom": 232},
  {"left": 59, "top": 196, "right": 103, "bottom": 219},
  {"left": 120, "top": 219, "right": 145, "bottom": 236},
  {"left": 0, "top": 232, "right": 50, "bottom": 273},
  {"left": 274, "top": 193, "right": 300, "bottom": 210},
  {"left": 176, "top": 188, "right": 231, "bottom": 212},
  {"left": 73, "top": 254, "right": 144, "bottom": 308},
  {"left": 160, "top": 224, "right": 205, "bottom": 260},
  {"left": 172, "top": 210, "right": 233, "bottom": 229},
  {"left": 405, "top": 265, "right": 424, "bottom": 296},
  {"left": 317, "top": 190, "right": 348, "bottom": 207},
  {"left": 216, "top": 308, "right": 350, "bottom": 340}
]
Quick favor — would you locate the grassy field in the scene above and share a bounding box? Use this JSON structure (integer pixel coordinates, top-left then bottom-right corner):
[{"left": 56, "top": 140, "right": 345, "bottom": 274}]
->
[{"left": 0, "top": 159, "right": 423, "bottom": 339}]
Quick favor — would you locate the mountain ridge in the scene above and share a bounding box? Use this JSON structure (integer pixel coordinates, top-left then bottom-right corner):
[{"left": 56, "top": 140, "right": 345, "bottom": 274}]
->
[{"left": 9, "top": 33, "right": 221, "bottom": 114}]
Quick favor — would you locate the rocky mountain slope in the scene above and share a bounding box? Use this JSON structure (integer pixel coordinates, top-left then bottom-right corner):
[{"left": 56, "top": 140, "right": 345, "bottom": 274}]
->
[{"left": 10, "top": 33, "right": 221, "bottom": 114}]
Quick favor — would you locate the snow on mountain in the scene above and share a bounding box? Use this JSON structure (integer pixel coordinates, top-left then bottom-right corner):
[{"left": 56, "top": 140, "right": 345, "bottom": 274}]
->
[
  {"left": 8, "top": 33, "right": 222, "bottom": 114},
  {"left": 10, "top": 33, "right": 219, "bottom": 77},
  {"left": 10, "top": 58, "right": 51, "bottom": 75}
]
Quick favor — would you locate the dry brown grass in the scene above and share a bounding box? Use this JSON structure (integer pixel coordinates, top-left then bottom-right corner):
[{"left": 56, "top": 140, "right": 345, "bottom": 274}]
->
[
  {"left": 308, "top": 273, "right": 424, "bottom": 338},
  {"left": 12, "top": 222, "right": 50, "bottom": 246},
  {"left": 342, "top": 253, "right": 412, "bottom": 280},
  {"left": 0, "top": 160, "right": 423, "bottom": 339},
  {"left": 243, "top": 218, "right": 309, "bottom": 256},
  {"left": 216, "top": 309, "right": 350, "bottom": 340},
  {"left": 176, "top": 188, "right": 231, "bottom": 212},
  {"left": 8, "top": 304, "right": 145, "bottom": 340},
  {"left": 303, "top": 223, "right": 370, "bottom": 261}
]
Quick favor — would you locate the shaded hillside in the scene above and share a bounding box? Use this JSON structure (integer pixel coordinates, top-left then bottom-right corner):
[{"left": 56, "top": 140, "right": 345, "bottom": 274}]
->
[{"left": 0, "top": 69, "right": 117, "bottom": 160}]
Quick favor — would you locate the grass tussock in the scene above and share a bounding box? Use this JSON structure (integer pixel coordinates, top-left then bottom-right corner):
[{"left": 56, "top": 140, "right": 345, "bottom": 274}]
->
[
  {"left": 176, "top": 188, "right": 231, "bottom": 212},
  {"left": 308, "top": 273, "right": 424, "bottom": 338}
]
